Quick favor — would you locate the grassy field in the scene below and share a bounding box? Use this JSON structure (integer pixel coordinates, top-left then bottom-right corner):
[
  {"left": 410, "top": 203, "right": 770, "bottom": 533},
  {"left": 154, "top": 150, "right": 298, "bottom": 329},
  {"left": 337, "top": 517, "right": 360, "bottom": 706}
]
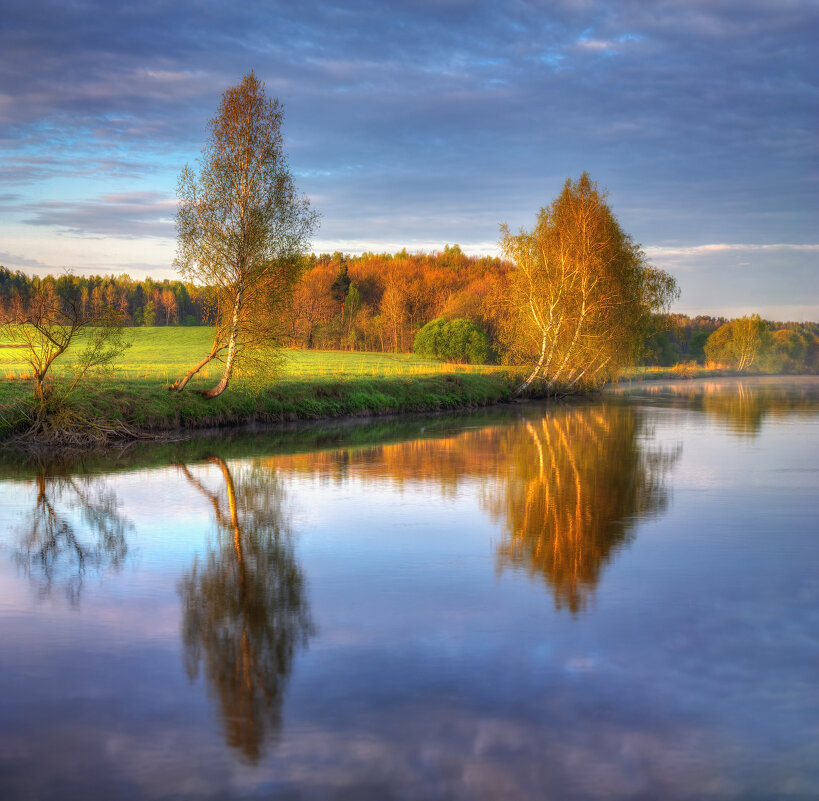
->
[
  {"left": 0, "top": 327, "right": 520, "bottom": 442},
  {"left": 1, "top": 327, "right": 499, "bottom": 384}
]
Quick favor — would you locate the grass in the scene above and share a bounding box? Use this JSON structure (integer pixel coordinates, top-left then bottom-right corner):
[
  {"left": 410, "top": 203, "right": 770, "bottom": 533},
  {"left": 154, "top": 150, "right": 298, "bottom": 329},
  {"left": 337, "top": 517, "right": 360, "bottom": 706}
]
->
[
  {"left": 1, "top": 327, "right": 499, "bottom": 383},
  {"left": 0, "top": 327, "right": 522, "bottom": 443}
]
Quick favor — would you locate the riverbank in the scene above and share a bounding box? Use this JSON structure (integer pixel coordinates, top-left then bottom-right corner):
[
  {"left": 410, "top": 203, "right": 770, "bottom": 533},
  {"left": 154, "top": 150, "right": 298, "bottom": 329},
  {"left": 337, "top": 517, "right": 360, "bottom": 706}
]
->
[
  {"left": 3, "top": 350, "right": 812, "bottom": 447},
  {"left": 0, "top": 370, "right": 532, "bottom": 445}
]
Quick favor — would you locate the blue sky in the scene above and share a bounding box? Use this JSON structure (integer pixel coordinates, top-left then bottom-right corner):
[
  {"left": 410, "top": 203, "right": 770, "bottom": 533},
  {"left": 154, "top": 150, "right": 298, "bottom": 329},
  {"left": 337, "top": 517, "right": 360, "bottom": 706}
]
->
[{"left": 0, "top": 0, "right": 816, "bottom": 320}]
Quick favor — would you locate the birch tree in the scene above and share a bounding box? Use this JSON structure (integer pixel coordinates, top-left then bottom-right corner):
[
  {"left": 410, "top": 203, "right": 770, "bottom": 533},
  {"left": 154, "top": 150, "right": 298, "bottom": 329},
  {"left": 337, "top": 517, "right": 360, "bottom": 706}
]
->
[
  {"left": 498, "top": 174, "right": 678, "bottom": 394},
  {"left": 704, "top": 314, "right": 768, "bottom": 370},
  {"left": 173, "top": 72, "right": 318, "bottom": 397},
  {"left": 178, "top": 458, "right": 314, "bottom": 762}
]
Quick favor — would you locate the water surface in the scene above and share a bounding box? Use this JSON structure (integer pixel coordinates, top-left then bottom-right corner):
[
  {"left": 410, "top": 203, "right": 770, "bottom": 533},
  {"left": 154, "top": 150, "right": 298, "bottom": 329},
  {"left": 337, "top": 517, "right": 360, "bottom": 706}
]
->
[{"left": 1, "top": 378, "right": 817, "bottom": 799}]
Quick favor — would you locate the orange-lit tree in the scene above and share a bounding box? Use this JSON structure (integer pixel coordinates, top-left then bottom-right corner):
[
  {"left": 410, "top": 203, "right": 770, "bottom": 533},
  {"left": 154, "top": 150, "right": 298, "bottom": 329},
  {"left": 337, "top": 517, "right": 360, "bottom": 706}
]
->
[
  {"left": 498, "top": 174, "right": 678, "bottom": 393},
  {"left": 173, "top": 72, "right": 318, "bottom": 396}
]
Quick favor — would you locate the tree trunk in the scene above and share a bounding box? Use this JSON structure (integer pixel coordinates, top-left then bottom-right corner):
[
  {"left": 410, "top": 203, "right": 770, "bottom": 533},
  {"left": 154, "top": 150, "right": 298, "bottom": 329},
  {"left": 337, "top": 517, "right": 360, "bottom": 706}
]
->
[
  {"left": 170, "top": 337, "right": 222, "bottom": 391},
  {"left": 202, "top": 287, "right": 243, "bottom": 399},
  {"left": 515, "top": 331, "right": 549, "bottom": 395}
]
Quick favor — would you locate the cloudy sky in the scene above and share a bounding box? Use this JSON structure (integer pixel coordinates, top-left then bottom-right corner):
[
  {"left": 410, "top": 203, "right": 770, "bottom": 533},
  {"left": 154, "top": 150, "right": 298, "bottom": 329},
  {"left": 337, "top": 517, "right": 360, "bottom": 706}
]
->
[{"left": 1, "top": 0, "right": 816, "bottom": 319}]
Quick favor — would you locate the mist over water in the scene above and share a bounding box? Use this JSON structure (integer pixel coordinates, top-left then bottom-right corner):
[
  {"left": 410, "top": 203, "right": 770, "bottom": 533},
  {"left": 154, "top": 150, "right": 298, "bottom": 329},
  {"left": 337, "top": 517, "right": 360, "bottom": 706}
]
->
[{"left": 1, "top": 379, "right": 817, "bottom": 800}]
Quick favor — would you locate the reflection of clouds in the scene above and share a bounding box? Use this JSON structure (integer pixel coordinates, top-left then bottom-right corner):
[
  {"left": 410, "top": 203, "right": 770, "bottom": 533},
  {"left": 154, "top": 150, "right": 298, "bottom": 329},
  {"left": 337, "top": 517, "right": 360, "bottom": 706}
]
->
[
  {"left": 0, "top": 679, "right": 732, "bottom": 800},
  {"left": 212, "top": 705, "right": 728, "bottom": 800},
  {"left": 4, "top": 601, "right": 816, "bottom": 801}
]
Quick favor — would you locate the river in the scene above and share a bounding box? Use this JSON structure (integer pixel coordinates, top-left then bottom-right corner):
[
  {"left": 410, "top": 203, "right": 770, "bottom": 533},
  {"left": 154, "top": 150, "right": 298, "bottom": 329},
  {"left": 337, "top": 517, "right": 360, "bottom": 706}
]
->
[{"left": 1, "top": 377, "right": 817, "bottom": 799}]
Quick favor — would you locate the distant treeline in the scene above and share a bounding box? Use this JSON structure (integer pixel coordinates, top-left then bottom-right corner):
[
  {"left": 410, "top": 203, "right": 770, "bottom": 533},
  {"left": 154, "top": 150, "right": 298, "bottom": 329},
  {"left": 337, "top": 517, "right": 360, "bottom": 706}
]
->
[
  {"left": 645, "top": 313, "right": 819, "bottom": 373},
  {"left": 2, "top": 252, "right": 817, "bottom": 372},
  {"left": 0, "top": 246, "right": 509, "bottom": 350}
]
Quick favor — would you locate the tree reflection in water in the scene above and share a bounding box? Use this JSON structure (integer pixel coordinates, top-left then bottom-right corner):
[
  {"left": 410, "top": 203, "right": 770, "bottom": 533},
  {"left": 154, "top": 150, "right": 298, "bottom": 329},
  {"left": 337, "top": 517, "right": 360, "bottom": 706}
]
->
[
  {"left": 699, "top": 380, "right": 818, "bottom": 437},
  {"left": 266, "top": 405, "right": 679, "bottom": 615},
  {"left": 616, "top": 378, "right": 819, "bottom": 438},
  {"left": 14, "top": 471, "right": 130, "bottom": 604},
  {"left": 177, "top": 456, "right": 314, "bottom": 764},
  {"left": 487, "top": 406, "right": 680, "bottom": 613}
]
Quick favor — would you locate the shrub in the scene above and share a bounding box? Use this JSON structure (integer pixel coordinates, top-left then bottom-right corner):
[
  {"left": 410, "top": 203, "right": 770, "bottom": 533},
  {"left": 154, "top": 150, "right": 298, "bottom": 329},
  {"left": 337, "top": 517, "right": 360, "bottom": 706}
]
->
[{"left": 414, "top": 318, "right": 489, "bottom": 364}]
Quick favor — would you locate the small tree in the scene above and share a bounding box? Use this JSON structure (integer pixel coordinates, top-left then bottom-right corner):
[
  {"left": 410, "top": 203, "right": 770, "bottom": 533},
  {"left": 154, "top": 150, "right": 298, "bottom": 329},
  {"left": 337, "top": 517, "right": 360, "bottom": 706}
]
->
[
  {"left": 173, "top": 72, "right": 318, "bottom": 396},
  {"left": 497, "top": 174, "right": 678, "bottom": 393},
  {"left": 1, "top": 278, "right": 129, "bottom": 435}
]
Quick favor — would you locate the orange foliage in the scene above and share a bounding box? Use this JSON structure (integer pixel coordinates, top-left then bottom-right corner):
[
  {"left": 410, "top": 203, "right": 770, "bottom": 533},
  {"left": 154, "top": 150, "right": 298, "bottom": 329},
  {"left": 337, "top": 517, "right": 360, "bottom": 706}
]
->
[{"left": 290, "top": 250, "right": 511, "bottom": 352}]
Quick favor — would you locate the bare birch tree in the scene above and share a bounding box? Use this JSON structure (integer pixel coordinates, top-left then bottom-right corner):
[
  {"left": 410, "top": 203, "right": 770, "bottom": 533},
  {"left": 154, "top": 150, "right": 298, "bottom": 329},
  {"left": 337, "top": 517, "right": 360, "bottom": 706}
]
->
[
  {"left": 2, "top": 278, "right": 129, "bottom": 436},
  {"left": 498, "top": 173, "right": 678, "bottom": 394},
  {"left": 172, "top": 72, "right": 318, "bottom": 397}
]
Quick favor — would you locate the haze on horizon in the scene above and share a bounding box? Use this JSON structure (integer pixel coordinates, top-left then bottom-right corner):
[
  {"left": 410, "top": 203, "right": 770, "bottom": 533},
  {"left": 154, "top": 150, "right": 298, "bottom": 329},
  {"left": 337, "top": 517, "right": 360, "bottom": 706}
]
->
[{"left": 0, "top": 0, "right": 816, "bottom": 321}]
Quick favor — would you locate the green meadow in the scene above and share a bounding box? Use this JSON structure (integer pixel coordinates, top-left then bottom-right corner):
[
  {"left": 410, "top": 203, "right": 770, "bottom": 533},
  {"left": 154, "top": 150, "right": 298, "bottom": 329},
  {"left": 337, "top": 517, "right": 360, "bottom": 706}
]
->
[
  {"left": 1, "top": 326, "right": 499, "bottom": 383},
  {"left": 0, "top": 327, "right": 519, "bottom": 441}
]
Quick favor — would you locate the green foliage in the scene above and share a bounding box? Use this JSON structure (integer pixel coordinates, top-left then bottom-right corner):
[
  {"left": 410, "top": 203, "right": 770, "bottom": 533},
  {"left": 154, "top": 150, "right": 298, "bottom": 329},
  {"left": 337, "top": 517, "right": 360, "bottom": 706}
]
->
[
  {"left": 414, "top": 317, "right": 490, "bottom": 364},
  {"left": 642, "top": 315, "right": 678, "bottom": 366},
  {"left": 688, "top": 330, "right": 710, "bottom": 363},
  {"left": 344, "top": 282, "right": 361, "bottom": 319},
  {"left": 705, "top": 315, "right": 769, "bottom": 370},
  {"left": 700, "top": 317, "right": 819, "bottom": 374},
  {"left": 759, "top": 325, "right": 818, "bottom": 373},
  {"left": 643, "top": 330, "right": 677, "bottom": 366},
  {"left": 413, "top": 318, "right": 446, "bottom": 359},
  {"left": 174, "top": 71, "right": 318, "bottom": 397}
]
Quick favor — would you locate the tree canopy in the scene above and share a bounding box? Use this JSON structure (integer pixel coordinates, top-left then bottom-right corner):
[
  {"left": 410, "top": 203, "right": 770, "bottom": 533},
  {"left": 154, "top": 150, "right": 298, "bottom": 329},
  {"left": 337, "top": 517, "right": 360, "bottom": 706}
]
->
[
  {"left": 498, "top": 173, "right": 678, "bottom": 393},
  {"left": 704, "top": 315, "right": 769, "bottom": 370},
  {"left": 173, "top": 72, "right": 318, "bottom": 396}
]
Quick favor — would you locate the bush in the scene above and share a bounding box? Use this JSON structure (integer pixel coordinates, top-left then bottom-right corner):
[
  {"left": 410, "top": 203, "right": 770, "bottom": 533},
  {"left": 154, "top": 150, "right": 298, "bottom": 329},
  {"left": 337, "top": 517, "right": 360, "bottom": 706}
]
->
[{"left": 414, "top": 317, "right": 490, "bottom": 364}]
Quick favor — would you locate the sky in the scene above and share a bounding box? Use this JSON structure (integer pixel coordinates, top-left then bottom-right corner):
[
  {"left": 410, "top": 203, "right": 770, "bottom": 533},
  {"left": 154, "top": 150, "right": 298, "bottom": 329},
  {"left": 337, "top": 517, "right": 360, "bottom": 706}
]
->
[{"left": 0, "top": 0, "right": 816, "bottom": 320}]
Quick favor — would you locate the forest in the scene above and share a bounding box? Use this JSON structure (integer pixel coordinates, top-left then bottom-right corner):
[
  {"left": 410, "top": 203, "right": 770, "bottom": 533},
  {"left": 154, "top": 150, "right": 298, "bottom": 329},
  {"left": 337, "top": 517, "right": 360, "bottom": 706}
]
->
[{"left": 1, "top": 252, "right": 816, "bottom": 374}]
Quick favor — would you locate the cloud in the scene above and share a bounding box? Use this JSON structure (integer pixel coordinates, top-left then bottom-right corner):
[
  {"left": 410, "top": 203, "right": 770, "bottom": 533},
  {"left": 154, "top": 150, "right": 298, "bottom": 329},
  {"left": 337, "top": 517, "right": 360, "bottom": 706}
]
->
[
  {"left": 19, "top": 192, "right": 176, "bottom": 238},
  {"left": 646, "top": 243, "right": 819, "bottom": 257},
  {"left": 310, "top": 239, "right": 500, "bottom": 257},
  {"left": 0, "top": 251, "right": 54, "bottom": 270},
  {"left": 645, "top": 242, "right": 819, "bottom": 321},
  {"left": 0, "top": 0, "right": 815, "bottom": 313},
  {"left": 0, "top": 155, "right": 168, "bottom": 184}
]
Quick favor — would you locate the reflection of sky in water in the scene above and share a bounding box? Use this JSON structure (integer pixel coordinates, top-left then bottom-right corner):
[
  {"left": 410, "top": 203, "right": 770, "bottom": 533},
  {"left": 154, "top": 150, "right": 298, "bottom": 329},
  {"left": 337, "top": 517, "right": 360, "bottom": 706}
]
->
[{"left": 0, "top": 383, "right": 817, "bottom": 799}]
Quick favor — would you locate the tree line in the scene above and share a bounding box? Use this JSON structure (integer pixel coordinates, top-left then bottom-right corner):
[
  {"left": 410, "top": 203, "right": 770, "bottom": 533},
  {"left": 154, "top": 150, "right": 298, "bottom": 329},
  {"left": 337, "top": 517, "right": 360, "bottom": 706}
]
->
[
  {"left": 0, "top": 247, "right": 509, "bottom": 350},
  {"left": 646, "top": 312, "right": 819, "bottom": 373},
  {"left": 0, "top": 267, "right": 208, "bottom": 327},
  {"left": 3, "top": 262, "right": 814, "bottom": 373}
]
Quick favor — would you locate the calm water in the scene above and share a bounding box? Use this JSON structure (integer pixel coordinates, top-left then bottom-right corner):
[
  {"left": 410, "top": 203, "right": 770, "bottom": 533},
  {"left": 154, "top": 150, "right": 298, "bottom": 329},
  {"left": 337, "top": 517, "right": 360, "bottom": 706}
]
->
[{"left": 1, "top": 378, "right": 817, "bottom": 800}]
